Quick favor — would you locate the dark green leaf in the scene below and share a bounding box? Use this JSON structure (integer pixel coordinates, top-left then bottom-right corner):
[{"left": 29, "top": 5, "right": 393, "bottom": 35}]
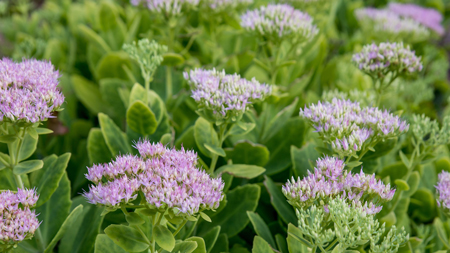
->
[
  {"left": 125, "top": 212, "right": 145, "bottom": 225},
  {"left": 94, "top": 234, "right": 127, "bottom": 253},
  {"left": 291, "top": 143, "right": 320, "bottom": 178},
  {"left": 87, "top": 128, "right": 113, "bottom": 165},
  {"left": 194, "top": 117, "right": 219, "bottom": 158},
  {"left": 247, "top": 212, "right": 276, "bottom": 249},
  {"left": 71, "top": 75, "right": 110, "bottom": 114},
  {"left": 210, "top": 234, "right": 229, "bottom": 252},
  {"left": 203, "top": 226, "right": 220, "bottom": 253},
  {"left": 197, "top": 185, "right": 260, "bottom": 237},
  {"left": 0, "top": 135, "right": 17, "bottom": 143},
  {"left": 264, "top": 176, "right": 296, "bottom": 225},
  {"left": 227, "top": 122, "right": 256, "bottom": 137},
  {"left": 434, "top": 218, "right": 450, "bottom": 248}
]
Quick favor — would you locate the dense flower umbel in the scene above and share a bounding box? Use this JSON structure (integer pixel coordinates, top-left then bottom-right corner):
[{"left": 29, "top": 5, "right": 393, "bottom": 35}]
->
[
  {"left": 354, "top": 8, "right": 430, "bottom": 42},
  {"left": 183, "top": 68, "right": 272, "bottom": 121},
  {"left": 0, "top": 58, "right": 64, "bottom": 123},
  {"left": 282, "top": 156, "right": 394, "bottom": 214},
  {"left": 83, "top": 141, "right": 224, "bottom": 216},
  {"left": 0, "top": 189, "right": 40, "bottom": 244},
  {"left": 436, "top": 171, "right": 450, "bottom": 214},
  {"left": 240, "top": 4, "right": 318, "bottom": 44},
  {"left": 388, "top": 3, "right": 444, "bottom": 35},
  {"left": 300, "top": 98, "right": 409, "bottom": 157},
  {"left": 131, "top": 0, "right": 199, "bottom": 16},
  {"left": 352, "top": 42, "right": 423, "bottom": 78}
]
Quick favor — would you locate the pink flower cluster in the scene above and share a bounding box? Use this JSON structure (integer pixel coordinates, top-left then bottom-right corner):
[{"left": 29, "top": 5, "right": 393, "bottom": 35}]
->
[
  {"left": 83, "top": 141, "right": 224, "bottom": 216},
  {"left": 282, "top": 156, "right": 394, "bottom": 214},
  {"left": 131, "top": 0, "right": 199, "bottom": 16},
  {"left": 0, "top": 189, "right": 40, "bottom": 243},
  {"left": 184, "top": 68, "right": 272, "bottom": 120},
  {"left": 388, "top": 3, "right": 444, "bottom": 35},
  {"left": 0, "top": 58, "right": 64, "bottom": 123},
  {"left": 436, "top": 171, "right": 450, "bottom": 212},
  {"left": 300, "top": 98, "right": 409, "bottom": 155}
]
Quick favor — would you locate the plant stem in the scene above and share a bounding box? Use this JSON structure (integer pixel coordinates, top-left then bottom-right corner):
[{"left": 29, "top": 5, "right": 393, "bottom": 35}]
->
[
  {"left": 183, "top": 219, "right": 199, "bottom": 239},
  {"left": 209, "top": 124, "right": 227, "bottom": 175},
  {"left": 166, "top": 66, "right": 173, "bottom": 101},
  {"left": 173, "top": 220, "right": 188, "bottom": 237}
]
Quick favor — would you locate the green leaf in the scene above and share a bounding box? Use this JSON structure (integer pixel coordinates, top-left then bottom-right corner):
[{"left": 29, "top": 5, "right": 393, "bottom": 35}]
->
[
  {"left": 162, "top": 53, "right": 185, "bottom": 66},
  {"left": 71, "top": 75, "right": 110, "bottom": 115},
  {"left": 125, "top": 212, "right": 145, "bottom": 225},
  {"left": 45, "top": 204, "right": 84, "bottom": 253},
  {"left": 0, "top": 135, "right": 18, "bottom": 143},
  {"left": 227, "top": 122, "right": 256, "bottom": 136},
  {"left": 291, "top": 143, "right": 320, "bottom": 178},
  {"left": 403, "top": 171, "right": 420, "bottom": 197},
  {"left": 13, "top": 160, "right": 43, "bottom": 175},
  {"left": 94, "top": 234, "right": 127, "bottom": 253},
  {"left": 160, "top": 241, "right": 197, "bottom": 253},
  {"left": 264, "top": 117, "right": 306, "bottom": 175},
  {"left": 96, "top": 52, "right": 133, "bottom": 80},
  {"left": 186, "top": 237, "right": 206, "bottom": 253},
  {"left": 204, "top": 143, "right": 226, "bottom": 157},
  {"left": 210, "top": 234, "right": 229, "bottom": 252},
  {"left": 215, "top": 164, "right": 265, "bottom": 179},
  {"left": 275, "top": 234, "right": 288, "bottom": 253},
  {"left": 399, "top": 151, "right": 412, "bottom": 168},
  {"left": 200, "top": 212, "right": 212, "bottom": 222},
  {"left": 198, "top": 185, "right": 260, "bottom": 238},
  {"left": 194, "top": 117, "right": 219, "bottom": 158},
  {"left": 160, "top": 133, "right": 172, "bottom": 146},
  {"left": 287, "top": 224, "right": 312, "bottom": 250},
  {"left": 153, "top": 225, "right": 175, "bottom": 251},
  {"left": 99, "top": 113, "right": 132, "bottom": 156},
  {"left": 30, "top": 153, "right": 71, "bottom": 207},
  {"left": 78, "top": 24, "right": 111, "bottom": 54},
  {"left": 315, "top": 146, "right": 334, "bottom": 156},
  {"left": 98, "top": 2, "right": 119, "bottom": 32},
  {"left": 203, "top": 226, "right": 220, "bottom": 253},
  {"left": 346, "top": 161, "right": 362, "bottom": 169},
  {"left": 105, "top": 225, "right": 149, "bottom": 252},
  {"left": 252, "top": 236, "right": 275, "bottom": 253},
  {"left": 225, "top": 141, "right": 270, "bottom": 167},
  {"left": 395, "top": 179, "right": 410, "bottom": 191},
  {"left": 409, "top": 188, "right": 436, "bottom": 223},
  {"left": 36, "top": 128, "right": 53, "bottom": 135},
  {"left": 18, "top": 132, "right": 38, "bottom": 162},
  {"left": 126, "top": 101, "right": 158, "bottom": 135},
  {"left": 261, "top": 98, "right": 298, "bottom": 142},
  {"left": 28, "top": 127, "right": 38, "bottom": 140},
  {"left": 264, "top": 176, "right": 297, "bottom": 225},
  {"left": 87, "top": 128, "right": 113, "bottom": 165},
  {"left": 99, "top": 79, "right": 131, "bottom": 119},
  {"left": 434, "top": 218, "right": 450, "bottom": 248},
  {"left": 40, "top": 173, "right": 73, "bottom": 252},
  {"left": 379, "top": 162, "right": 408, "bottom": 182},
  {"left": 379, "top": 212, "right": 396, "bottom": 227},
  {"left": 247, "top": 212, "right": 276, "bottom": 249}
]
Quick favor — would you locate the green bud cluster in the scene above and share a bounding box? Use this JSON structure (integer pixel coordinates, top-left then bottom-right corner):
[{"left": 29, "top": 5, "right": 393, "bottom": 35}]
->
[{"left": 410, "top": 114, "right": 450, "bottom": 148}]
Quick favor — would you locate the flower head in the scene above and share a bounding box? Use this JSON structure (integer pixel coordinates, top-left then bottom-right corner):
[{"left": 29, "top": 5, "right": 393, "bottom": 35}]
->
[
  {"left": 0, "top": 58, "right": 64, "bottom": 123},
  {"left": 352, "top": 42, "right": 422, "bottom": 78},
  {"left": 183, "top": 68, "right": 272, "bottom": 122},
  {"left": 241, "top": 4, "right": 318, "bottom": 43},
  {"left": 436, "top": 171, "right": 450, "bottom": 214},
  {"left": 131, "top": 0, "right": 199, "bottom": 16},
  {"left": 300, "top": 98, "right": 409, "bottom": 157},
  {"left": 204, "top": 0, "right": 252, "bottom": 12},
  {"left": 83, "top": 140, "right": 225, "bottom": 217},
  {"left": 355, "top": 7, "right": 430, "bottom": 42},
  {"left": 282, "top": 156, "right": 393, "bottom": 214},
  {"left": 0, "top": 189, "right": 40, "bottom": 245},
  {"left": 388, "top": 3, "right": 444, "bottom": 35}
]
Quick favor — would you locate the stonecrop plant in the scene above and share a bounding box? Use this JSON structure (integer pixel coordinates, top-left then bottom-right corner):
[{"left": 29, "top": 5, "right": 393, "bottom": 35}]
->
[{"left": 1, "top": 0, "right": 450, "bottom": 252}]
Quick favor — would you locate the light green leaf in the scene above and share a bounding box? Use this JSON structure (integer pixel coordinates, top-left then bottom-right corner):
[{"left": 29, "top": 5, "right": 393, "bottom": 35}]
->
[
  {"left": 186, "top": 237, "right": 206, "bottom": 253},
  {"left": 87, "top": 128, "right": 113, "bottom": 165},
  {"left": 71, "top": 75, "right": 109, "bottom": 114},
  {"left": 160, "top": 241, "right": 197, "bottom": 253},
  {"left": 105, "top": 225, "right": 150, "bottom": 252},
  {"left": 126, "top": 101, "right": 158, "bottom": 135},
  {"left": 252, "top": 236, "right": 275, "bottom": 253},
  {"left": 194, "top": 117, "right": 219, "bottom": 158},
  {"left": 434, "top": 218, "right": 450, "bottom": 248},
  {"left": 153, "top": 225, "right": 175, "bottom": 251},
  {"left": 0, "top": 135, "right": 17, "bottom": 143},
  {"left": 225, "top": 141, "right": 270, "bottom": 167},
  {"left": 395, "top": 179, "right": 410, "bottom": 191},
  {"left": 227, "top": 122, "right": 256, "bottom": 136},
  {"left": 125, "top": 212, "right": 145, "bottom": 225},
  {"left": 215, "top": 164, "right": 265, "bottom": 179},
  {"left": 36, "top": 128, "right": 53, "bottom": 135},
  {"left": 204, "top": 143, "right": 226, "bottom": 157},
  {"left": 162, "top": 53, "right": 185, "bottom": 66},
  {"left": 13, "top": 160, "right": 43, "bottom": 175},
  {"left": 94, "top": 234, "right": 127, "bottom": 253}
]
